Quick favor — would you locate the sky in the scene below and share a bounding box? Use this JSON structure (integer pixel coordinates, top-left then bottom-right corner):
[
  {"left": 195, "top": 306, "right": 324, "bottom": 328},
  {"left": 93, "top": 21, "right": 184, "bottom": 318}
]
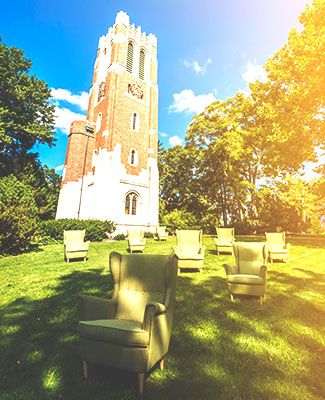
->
[{"left": 0, "top": 0, "right": 310, "bottom": 174}]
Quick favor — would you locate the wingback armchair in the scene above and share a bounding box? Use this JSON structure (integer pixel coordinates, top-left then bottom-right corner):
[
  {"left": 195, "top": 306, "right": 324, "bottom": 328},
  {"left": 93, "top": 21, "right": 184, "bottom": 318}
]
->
[
  {"left": 214, "top": 227, "right": 235, "bottom": 255},
  {"left": 265, "top": 232, "right": 290, "bottom": 263},
  {"left": 156, "top": 226, "right": 168, "bottom": 241},
  {"left": 223, "top": 242, "right": 268, "bottom": 304},
  {"left": 77, "top": 252, "right": 178, "bottom": 395},
  {"left": 127, "top": 229, "right": 146, "bottom": 253},
  {"left": 63, "top": 230, "right": 90, "bottom": 262},
  {"left": 173, "top": 229, "right": 206, "bottom": 271}
]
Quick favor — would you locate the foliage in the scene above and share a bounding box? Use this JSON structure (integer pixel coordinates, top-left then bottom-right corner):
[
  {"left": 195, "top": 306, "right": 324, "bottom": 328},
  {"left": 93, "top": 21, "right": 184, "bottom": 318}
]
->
[
  {"left": 144, "top": 231, "right": 155, "bottom": 239},
  {"left": 158, "top": 144, "right": 203, "bottom": 216},
  {"left": 162, "top": 209, "right": 199, "bottom": 233},
  {"left": 0, "top": 38, "right": 55, "bottom": 175},
  {"left": 0, "top": 175, "right": 39, "bottom": 253},
  {"left": 113, "top": 233, "right": 126, "bottom": 241},
  {"left": 0, "top": 237, "right": 324, "bottom": 399},
  {"left": 39, "top": 219, "right": 115, "bottom": 242},
  {"left": 256, "top": 178, "right": 324, "bottom": 234},
  {"left": 13, "top": 154, "right": 61, "bottom": 220}
]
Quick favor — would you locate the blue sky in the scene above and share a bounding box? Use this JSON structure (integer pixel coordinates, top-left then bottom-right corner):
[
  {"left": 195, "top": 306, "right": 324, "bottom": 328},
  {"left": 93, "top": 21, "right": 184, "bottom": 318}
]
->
[{"left": 1, "top": 0, "right": 309, "bottom": 173}]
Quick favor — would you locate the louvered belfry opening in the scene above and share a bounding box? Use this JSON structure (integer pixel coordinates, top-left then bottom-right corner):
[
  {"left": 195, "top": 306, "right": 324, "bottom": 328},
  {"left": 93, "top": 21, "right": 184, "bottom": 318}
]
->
[
  {"left": 127, "top": 42, "right": 134, "bottom": 73},
  {"left": 139, "top": 49, "right": 145, "bottom": 80}
]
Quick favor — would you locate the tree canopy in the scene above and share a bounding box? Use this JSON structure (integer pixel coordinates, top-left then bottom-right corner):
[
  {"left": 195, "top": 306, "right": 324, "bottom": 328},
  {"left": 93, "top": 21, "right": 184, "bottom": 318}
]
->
[{"left": 0, "top": 37, "right": 55, "bottom": 176}]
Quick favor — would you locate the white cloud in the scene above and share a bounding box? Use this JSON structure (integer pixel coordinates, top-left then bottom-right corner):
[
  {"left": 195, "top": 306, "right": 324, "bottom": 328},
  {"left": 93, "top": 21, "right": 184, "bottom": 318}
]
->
[
  {"left": 159, "top": 131, "right": 168, "bottom": 137},
  {"left": 242, "top": 60, "right": 267, "bottom": 84},
  {"left": 51, "top": 88, "right": 89, "bottom": 111},
  {"left": 169, "top": 89, "right": 216, "bottom": 114},
  {"left": 54, "top": 106, "right": 86, "bottom": 134},
  {"left": 54, "top": 164, "right": 64, "bottom": 172},
  {"left": 169, "top": 135, "right": 183, "bottom": 147},
  {"left": 183, "top": 58, "right": 212, "bottom": 75}
]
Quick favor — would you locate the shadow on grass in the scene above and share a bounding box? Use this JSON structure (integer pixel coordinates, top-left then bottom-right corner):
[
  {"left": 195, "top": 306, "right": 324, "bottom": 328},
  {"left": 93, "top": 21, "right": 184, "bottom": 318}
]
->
[{"left": 0, "top": 260, "right": 324, "bottom": 399}]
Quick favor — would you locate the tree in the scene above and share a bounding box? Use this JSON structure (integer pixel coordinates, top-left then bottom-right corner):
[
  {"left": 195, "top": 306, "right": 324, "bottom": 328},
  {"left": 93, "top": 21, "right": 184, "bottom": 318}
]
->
[
  {"left": 185, "top": 0, "right": 324, "bottom": 232},
  {"left": 0, "top": 175, "right": 39, "bottom": 253},
  {"left": 0, "top": 37, "right": 55, "bottom": 176},
  {"left": 13, "top": 154, "right": 61, "bottom": 220},
  {"left": 158, "top": 144, "right": 203, "bottom": 216}
]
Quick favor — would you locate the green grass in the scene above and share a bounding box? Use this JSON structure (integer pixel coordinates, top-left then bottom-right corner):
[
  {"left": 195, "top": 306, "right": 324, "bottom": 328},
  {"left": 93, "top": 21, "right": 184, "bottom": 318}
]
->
[{"left": 0, "top": 236, "right": 324, "bottom": 399}]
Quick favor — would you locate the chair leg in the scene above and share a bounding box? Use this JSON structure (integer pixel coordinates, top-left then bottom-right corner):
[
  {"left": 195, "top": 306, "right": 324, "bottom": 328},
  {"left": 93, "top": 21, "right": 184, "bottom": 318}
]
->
[
  {"left": 159, "top": 359, "right": 164, "bottom": 370},
  {"left": 138, "top": 372, "right": 145, "bottom": 396},
  {"left": 230, "top": 293, "right": 234, "bottom": 302},
  {"left": 83, "top": 360, "right": 88, "bottom": 381},
  {"left": 259, "top": 296, "right": 264, "bottom": 305}
]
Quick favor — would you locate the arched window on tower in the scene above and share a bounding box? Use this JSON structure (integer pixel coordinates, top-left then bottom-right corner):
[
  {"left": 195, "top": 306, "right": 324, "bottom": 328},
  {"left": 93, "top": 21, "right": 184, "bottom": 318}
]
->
[
  {"left": 139, "top": 49, "right": 145, "bottom": 80},
  {"left": 96, "top": 113, "right": 102, "bottom": 132},
  {"left": 127, "top": 42, "right": 134, "bottom": 73},
  {"left": 125, "top": 191, "right": 139, "bottom": 215}
]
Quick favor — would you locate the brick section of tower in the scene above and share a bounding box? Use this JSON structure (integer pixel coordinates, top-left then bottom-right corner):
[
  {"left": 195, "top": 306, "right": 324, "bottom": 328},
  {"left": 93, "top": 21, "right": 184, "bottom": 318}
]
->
[{"left": 61, "top": 121, "right": 95, "bottom": 185}]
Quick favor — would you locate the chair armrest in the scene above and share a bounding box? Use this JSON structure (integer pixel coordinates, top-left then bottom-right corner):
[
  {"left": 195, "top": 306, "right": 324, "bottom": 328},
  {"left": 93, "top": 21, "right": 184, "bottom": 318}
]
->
[
  {"left": 143, "top": 302, "right": 167, "bottom": 331},
  {"left": 199, "top": 245, "right": 206, "bottom": 255},
  {"left": 79, "top": 295, "right": 117, "bottom": 320},
  {"left": 260, "top": 265, "right": 267, "bottom": 282},
  {"left": 172, "top": 245, "right": 179, "bottom": 256},
  {"left": 223, "top": 264, "right": 238, "bottom": 275}
]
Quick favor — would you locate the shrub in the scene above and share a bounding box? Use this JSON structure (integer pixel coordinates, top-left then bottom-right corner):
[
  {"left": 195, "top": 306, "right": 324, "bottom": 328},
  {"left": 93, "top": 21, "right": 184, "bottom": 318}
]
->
[
  {"left": 162, "top": 209, "right": 199, "bottom": 234},
  {"left": 113, "top": 233, "right": 126, "bottom": 241},
  {"left": 144, "top": 231, "right": 154, "bottom": 238},
  {"left": 0, "top": 175, "right": 39, "bottom": 254},
  {"left": 39, "top": 219, "right": 115, "bottom": 242}
]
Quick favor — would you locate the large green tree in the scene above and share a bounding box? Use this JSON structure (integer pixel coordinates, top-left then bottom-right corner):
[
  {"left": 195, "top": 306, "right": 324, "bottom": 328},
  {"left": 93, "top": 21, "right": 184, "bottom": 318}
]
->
[
  {"left": 0, "top": 37, "right": 55, "bottom": 176},
  {"left": 184, "top": 0, "right": 324, "bottom": 231}
]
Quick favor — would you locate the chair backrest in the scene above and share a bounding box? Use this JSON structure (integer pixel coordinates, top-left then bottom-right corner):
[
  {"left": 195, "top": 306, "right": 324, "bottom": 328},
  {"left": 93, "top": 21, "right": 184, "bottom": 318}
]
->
[
  {"left": 265, "top": 232, "right": 286, "bottom": 251},
  {"left": 233, "top": 242, "right": 268, "bottom": 275},
  {"left": 157, "top": 226, "right": 167, "bottom": 236},
  {"left": 176, "top": 229, "right": 202, "bottom": 245},
  {"left": 110, "top": 252, "right": 177, "bottom": 324},
  {"left": 127, "top": 229, "right": 144, "bottom": 242},
  {"left": 64, "top": 230, "right": 85, "bottom": 244},
  {"left": 216, "top": 227, "right": 234, "bottom": 240}
]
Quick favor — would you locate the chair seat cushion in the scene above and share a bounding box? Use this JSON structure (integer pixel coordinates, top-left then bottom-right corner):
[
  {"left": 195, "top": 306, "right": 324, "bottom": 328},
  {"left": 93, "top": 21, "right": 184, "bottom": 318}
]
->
[
  {"left": 269, "top": 249, "right": 288, "bottom": 254},
  {"left": 78, "top": 319, "right": 149, "bottom": 347},
  {"left": 215, "top": 240, "right": 233, "bottom": 246},
  {"left": 227, "top": 274, "right": 264, "bottom": 285},
  {"left": 175, "top": 252, "right": 203, "bottom": 260},
  {"left": 66, "top": 242, "right": 89, "bottom": 252}
]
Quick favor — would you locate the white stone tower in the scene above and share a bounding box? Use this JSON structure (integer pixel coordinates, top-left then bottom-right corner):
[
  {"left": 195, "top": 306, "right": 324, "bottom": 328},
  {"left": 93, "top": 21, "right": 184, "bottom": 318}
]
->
[{"left": 56, "top": 11, "right": 159, "bottom": 233}]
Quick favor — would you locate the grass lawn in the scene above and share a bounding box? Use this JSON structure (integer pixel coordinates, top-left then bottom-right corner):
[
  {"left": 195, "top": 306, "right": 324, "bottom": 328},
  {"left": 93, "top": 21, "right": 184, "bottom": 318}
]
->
[{"left": 0, "top": 236, "right": 324, "bottom": 399}]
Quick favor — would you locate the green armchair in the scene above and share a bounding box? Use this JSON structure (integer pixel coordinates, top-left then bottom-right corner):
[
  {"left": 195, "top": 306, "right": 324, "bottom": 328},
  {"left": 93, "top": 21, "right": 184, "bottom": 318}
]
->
[
  {"left": 265, "top": 232, "right": 290, "bottom": 263},
  {"left": 127, "top": 229, "right": 146, "bottom": 253},
  {"left": 223, "top": 242, "right": 268, "bottom": 304},
  {"left": 156, "top": 226, "right": 168, "bottom": 241},
  {"left": 214, "top": 227, "right": 235, "bottom": 255},
  {"left": 63, "top": 230, "right": 90, "bottom": 262},
  {"left": 173, "top": 229, "right": 206, "bottom": 271},
  {"left": 77, "top": 252, "right": 178, "bottom": 395}
]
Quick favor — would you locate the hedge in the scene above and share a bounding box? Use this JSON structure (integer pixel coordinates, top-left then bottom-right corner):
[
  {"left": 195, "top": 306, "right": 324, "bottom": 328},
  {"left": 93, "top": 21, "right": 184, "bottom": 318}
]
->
[{"left": 38, "top": 219, "right": 115, "bottom": 242}]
